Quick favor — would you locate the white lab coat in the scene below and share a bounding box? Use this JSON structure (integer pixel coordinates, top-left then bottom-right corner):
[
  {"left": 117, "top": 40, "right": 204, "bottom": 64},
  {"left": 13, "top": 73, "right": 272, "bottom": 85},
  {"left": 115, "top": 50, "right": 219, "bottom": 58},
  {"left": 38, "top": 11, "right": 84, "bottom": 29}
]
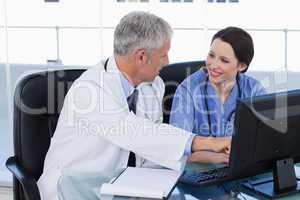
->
[{"left": 37, "top": 56, "right": 192, "bottom": 200}]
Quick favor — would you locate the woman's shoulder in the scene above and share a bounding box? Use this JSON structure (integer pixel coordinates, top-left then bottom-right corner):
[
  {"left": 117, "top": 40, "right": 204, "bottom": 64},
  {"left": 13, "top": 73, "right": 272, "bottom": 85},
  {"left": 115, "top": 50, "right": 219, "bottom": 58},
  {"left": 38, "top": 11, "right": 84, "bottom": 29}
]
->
[
  {"left": 179, "top": 69, "right": 207, "bottom": 89},
  {"left": 239, "top": 73, "right": 266, "bottom": 96},
  {"left": 239, "top": 73, "right": 262, "bottom": 86}
]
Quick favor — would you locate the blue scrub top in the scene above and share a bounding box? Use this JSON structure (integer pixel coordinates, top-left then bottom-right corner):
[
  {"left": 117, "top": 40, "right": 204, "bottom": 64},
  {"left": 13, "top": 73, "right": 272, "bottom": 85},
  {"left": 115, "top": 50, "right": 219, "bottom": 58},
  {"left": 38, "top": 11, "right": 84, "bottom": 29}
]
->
[{"left": 169, "top": 69, "right": 266, "bottom": 137}]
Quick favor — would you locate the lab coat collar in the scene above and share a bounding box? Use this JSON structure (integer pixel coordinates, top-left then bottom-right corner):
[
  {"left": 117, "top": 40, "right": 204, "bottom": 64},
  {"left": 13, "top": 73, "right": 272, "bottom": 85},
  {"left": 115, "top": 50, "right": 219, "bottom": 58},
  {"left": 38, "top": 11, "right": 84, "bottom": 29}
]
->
[
  {"left": 105, "top": 56, "right": 135, "bottom": 98},
  {"left": 103, "top": 55, "right": 119, "bottom": 73}
]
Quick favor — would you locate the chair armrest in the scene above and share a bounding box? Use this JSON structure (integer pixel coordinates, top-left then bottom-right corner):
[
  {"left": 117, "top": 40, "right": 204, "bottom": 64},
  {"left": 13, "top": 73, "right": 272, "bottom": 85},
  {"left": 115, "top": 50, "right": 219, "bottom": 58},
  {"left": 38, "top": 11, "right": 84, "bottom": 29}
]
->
[{"left": 6, "top": 156, "right": 41, "bottom": 200}]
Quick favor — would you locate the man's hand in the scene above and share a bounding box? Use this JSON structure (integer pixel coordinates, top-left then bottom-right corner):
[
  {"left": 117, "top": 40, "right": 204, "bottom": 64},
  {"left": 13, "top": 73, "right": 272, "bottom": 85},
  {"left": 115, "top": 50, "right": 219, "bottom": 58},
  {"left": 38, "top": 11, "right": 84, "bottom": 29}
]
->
[
  {"left": 192, "top": 136, "right": 231, "bottom": 154},
  {"left": 209, "top": 137, "right": 231, "bottom": 154},
  {"left": 187, "top": 151, "right": 229, "bottom": 164}
]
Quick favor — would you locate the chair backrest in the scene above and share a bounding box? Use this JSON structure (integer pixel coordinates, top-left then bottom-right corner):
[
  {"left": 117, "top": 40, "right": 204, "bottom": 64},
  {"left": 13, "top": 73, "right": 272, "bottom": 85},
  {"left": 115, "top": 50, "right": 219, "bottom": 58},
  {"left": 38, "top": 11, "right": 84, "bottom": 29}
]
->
[
  {"left": 13, "top": 69, "right": 85, "bottom": 199},
  {"left": 159, "top": 61, "right": 205, "bottom": 123}
]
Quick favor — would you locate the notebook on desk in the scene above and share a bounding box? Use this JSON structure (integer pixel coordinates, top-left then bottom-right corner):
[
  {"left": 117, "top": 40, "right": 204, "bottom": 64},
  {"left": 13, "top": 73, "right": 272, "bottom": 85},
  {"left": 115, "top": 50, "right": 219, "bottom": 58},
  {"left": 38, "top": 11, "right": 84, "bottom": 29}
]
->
[{"left": 100, "top": 167, "right": 181, "bottom": 199}]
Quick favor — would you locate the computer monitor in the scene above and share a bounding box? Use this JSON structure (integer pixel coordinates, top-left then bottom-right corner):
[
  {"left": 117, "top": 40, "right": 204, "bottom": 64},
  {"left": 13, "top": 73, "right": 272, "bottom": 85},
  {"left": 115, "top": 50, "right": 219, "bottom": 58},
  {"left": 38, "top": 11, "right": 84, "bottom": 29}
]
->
[{"left": 229, "top": 89, "right": 300, "bottom": 198}]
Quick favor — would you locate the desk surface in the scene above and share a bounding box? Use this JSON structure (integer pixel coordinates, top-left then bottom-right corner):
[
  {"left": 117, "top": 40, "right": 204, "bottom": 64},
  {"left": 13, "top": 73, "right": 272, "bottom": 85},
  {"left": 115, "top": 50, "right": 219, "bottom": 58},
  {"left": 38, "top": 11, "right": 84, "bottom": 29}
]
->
[{"left": 57, "top": 164, "right": 300, "bottom": 200}]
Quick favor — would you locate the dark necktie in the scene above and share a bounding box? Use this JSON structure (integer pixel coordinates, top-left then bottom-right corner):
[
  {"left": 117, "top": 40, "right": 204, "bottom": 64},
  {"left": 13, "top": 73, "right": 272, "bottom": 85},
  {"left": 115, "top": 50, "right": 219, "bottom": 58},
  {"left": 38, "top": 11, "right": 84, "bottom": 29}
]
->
[{"left": 126, "top": 89, "right": 139, "bottom": 167}]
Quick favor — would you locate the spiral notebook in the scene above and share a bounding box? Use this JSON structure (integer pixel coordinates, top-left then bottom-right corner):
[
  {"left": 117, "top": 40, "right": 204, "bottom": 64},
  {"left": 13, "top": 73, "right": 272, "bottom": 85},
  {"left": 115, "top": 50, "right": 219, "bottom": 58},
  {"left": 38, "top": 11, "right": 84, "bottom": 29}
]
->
[{"left": 100, "top": 167, "right": 181, "bottom": 199}]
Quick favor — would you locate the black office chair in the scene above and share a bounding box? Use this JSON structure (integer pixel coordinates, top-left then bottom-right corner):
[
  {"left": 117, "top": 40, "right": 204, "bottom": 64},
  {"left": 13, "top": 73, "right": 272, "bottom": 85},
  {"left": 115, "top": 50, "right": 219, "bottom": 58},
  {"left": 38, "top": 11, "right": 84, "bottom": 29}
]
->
[
  {"left": 159, "top": 61, "right": 205, "bottom": 123},
  {"left": 6, "top": 69, "right": 86, "bottom": 200}
]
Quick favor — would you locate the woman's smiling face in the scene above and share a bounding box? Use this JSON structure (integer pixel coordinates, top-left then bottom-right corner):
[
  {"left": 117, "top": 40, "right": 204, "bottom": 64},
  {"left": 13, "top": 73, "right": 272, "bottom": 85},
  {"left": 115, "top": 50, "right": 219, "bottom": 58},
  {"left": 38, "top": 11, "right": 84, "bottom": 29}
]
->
[{"left": 206, "top": 38, "right": 247, "bottom": 85}]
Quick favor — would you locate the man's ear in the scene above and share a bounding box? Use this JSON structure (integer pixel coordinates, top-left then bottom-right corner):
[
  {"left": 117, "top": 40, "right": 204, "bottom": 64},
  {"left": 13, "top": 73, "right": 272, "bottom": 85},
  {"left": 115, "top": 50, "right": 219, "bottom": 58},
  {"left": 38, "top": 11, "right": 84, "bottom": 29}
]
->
[
  {"left": 133, "top": 48, "right": 148, "bottom": 65},
  {"left": 238, "top": 63, "right": 248, "bottom": 72}
]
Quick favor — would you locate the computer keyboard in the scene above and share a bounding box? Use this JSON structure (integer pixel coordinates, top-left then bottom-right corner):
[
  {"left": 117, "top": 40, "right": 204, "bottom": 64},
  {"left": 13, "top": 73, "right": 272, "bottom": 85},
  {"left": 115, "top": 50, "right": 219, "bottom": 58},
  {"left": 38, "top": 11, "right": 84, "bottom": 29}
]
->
[{"left": 179, "top": 167, "right": 230, "bottom": 186}]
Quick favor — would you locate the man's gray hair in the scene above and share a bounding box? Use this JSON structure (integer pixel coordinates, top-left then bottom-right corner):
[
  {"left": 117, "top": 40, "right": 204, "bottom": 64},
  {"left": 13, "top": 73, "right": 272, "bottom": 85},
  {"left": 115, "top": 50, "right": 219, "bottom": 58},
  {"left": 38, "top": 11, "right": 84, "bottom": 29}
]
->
[{"left": 114, "top": 11, "right": 173, "bottom": 56}]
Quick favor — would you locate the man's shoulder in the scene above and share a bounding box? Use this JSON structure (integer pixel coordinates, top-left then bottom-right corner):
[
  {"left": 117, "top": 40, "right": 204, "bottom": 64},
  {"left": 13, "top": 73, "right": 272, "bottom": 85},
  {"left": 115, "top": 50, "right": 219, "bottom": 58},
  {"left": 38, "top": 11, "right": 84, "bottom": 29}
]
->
[
  {"left": 74, "top": 63, "right": 118, "bottom": 87},
  {"left": 79, "top": 63, "right": 105, "bottom": 79}
]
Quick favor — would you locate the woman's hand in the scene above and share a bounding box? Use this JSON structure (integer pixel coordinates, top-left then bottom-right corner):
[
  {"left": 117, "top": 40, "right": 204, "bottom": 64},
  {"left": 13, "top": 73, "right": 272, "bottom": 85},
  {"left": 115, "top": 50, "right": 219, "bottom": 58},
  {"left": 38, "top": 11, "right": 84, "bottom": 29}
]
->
[
  {"left": 187, "top": 151, "right": 229, "bottom": 164},
  {"left": 192, "top": 136, "right": 231, "bottom": 154}
]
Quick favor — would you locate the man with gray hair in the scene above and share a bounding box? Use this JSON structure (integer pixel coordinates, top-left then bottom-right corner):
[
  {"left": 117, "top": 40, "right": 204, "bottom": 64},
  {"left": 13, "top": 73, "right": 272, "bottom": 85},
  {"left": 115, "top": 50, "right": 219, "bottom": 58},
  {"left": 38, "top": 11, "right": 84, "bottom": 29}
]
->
[{"left": 37, "top": 11, "right": 231, "bottom": 200}]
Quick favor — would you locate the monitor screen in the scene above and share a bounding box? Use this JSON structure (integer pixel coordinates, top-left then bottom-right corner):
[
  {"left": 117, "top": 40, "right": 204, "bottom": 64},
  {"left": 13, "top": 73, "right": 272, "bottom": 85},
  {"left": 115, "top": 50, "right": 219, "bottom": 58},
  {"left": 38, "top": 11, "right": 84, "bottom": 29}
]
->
[{"left": 229, "top": 89, "right": 300, "bottom": 198}]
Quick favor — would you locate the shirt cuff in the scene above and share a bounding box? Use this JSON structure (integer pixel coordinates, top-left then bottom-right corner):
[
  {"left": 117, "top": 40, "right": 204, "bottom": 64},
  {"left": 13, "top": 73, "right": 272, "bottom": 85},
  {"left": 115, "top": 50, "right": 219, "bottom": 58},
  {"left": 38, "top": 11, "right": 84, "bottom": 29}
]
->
[{"left": 184, "top": 134, "right": 196, "bottom": 156}]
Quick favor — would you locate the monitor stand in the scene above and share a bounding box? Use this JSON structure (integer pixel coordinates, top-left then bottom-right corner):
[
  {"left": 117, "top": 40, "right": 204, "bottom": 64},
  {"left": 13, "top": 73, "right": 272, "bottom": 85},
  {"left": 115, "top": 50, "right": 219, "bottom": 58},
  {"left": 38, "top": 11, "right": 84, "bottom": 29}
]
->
[{"left": 242, "top": 158, "right": 300, "bottom": 199}]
